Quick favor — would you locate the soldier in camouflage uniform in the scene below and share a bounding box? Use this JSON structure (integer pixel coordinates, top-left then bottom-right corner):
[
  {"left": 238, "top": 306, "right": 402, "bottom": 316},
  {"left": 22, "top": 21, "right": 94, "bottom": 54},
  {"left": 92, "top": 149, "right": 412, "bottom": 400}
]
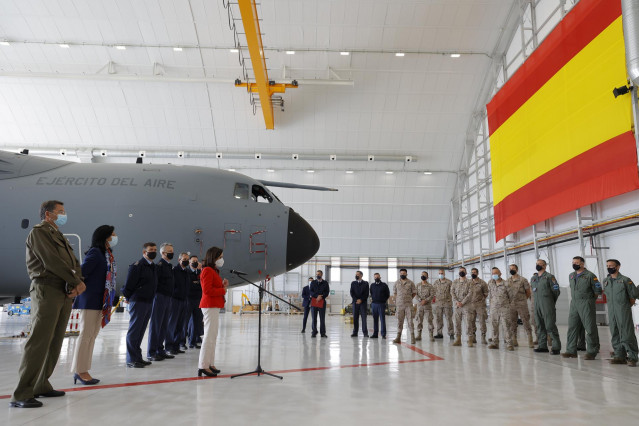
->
[
  {"left": 451, "top": 267, "right": 474, "bottom": 347},
  {"left": 604, "top": 259, "right": 639, "bottom": 367},
  {"left": 414, "top": 271, "right": 434, "bottom": 341},
  {"left": 469, "top": 268, "right": 489, "bottom": 345},
  {"left": 393, "top": 268, "right": 417, "bottom": 344},
  {"left": 432, "top": 268, "right": 454, "bottom": 339},
  {"left": 507, "top": 264, "right": 534, "bottom": 348},
  {"left": 532, "top": 259, "right": 561, "bottom": 354},
  {"left": 488, "top": 267, "right": 514, "bottom": 351}
]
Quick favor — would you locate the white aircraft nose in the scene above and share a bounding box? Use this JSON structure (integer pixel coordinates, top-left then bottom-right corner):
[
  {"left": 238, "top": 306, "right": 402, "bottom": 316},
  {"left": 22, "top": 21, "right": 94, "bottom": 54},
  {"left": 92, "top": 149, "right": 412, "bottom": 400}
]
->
[{"left": 286, "top": 209, "right": 319, "bottom": 271}]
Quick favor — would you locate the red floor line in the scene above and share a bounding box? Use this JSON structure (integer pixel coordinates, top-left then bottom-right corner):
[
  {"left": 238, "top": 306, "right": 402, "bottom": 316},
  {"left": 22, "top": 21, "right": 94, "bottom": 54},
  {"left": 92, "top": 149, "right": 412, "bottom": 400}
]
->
[{"left": 0, "top": 345, "right": 444, "bottom": 400}]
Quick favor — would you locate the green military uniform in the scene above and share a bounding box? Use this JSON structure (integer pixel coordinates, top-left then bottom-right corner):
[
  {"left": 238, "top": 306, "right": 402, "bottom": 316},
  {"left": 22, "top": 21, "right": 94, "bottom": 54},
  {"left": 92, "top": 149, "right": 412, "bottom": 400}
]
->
[
  {"left": 565, "top": 269, "right": 601, "bottom": 356},
  {"left": 12, "top": 221, "right": 83, "bottom": 402},
  {"left": 603, "top": 273, "right": 639, "bottom": 362},
  {"left": 531, "top": 271, "right": 561, "bottom": 351}
]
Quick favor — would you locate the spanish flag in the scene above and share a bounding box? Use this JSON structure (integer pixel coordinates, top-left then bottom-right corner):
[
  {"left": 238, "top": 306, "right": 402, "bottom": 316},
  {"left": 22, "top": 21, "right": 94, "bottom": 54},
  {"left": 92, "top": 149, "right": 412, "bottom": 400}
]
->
[{"left": 487, "top": 0, "right": 639, "bottom": 242}]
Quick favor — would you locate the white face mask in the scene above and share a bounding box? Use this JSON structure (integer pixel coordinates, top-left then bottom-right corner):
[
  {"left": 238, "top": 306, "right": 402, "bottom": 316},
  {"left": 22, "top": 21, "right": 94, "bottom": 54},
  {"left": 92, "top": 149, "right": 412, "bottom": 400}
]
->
[
  {"left": 215, "top": 258, "right": 224, "bottom": 268},
  {"left": 109, "top": 235, "right": 118, "bottom": 248},
  {"left": 438, "top": 274, "right": 444, "bottom": 279}
]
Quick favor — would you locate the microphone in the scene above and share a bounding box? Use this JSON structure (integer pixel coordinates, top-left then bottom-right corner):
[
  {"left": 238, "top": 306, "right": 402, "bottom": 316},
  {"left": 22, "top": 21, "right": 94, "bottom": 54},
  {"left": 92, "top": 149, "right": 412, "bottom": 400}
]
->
[{"left": 230, "top": 269, "right": 247, "bottom": 275}]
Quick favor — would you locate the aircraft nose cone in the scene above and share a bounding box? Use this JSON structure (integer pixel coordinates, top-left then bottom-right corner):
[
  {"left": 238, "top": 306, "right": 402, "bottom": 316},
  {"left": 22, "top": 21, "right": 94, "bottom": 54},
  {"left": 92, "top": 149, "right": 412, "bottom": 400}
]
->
[{"left": 286, "top": 209, "right": 319, "bottom": 271}]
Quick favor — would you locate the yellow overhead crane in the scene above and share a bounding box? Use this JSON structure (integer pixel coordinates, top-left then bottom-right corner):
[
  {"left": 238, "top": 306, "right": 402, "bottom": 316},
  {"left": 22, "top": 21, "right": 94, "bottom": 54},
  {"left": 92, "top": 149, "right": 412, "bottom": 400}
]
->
[{"left": 236, "top": 0, "right": 297, "bottom": 129}]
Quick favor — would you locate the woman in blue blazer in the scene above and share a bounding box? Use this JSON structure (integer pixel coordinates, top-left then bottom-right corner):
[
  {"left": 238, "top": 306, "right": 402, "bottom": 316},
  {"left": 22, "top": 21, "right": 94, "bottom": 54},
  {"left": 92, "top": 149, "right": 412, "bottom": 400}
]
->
[{"left": 70, "top": 225, "right": 118, "bottom": 385}]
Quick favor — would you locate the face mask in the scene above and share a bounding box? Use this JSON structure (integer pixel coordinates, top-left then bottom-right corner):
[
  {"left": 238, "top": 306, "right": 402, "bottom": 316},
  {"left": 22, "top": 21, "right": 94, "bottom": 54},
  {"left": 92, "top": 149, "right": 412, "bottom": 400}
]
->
[
  {"left": 215, "top": 258, "right": 224, "bottom": 268},
  {"left": 400, "top": 274, "right": 407, "bottom": 280},
  {"left": 355, "top": 275, "right": 361, "bottom": 280},
  {"left": 191, "top": 261, "right": 199, "bottom": 268},
  {"left": 54, "top": 213, "right": 67, "bottom": 227},
  {"left": 509, "top": 269, "right": 516, "bottom": 276},
  {"left": 166, "top": 253, "right": 174, "bottom": 260},
  {"left": 438, "top": 274, "right": 444, "bottom": 279},
  {"left": 181, "top": 260, "right": 189, "bottom": 267},
  {"left": 375, "top": 278, "right": 380, "bottom": 283},
  {"left": 459, "top": 271, "right": 466, "bottom": 277},
  {"left": 492, "top": 274, "right": 499, "bottom": 280},
  {"left": 535, "top": 265, "right": 543, "bottom": 271},
  {"left": 607, "top": 267, "right": 617, "bottom": 274},
  {"left": 316, "top": 275, "right": 322, "bottom": 280},
  {"left": 421, "top": 276, "right": 427, "bottom": 281},
  {"left": 471, "top": 274, "right": 478, "bottom": 279},
  {"left": 572, "top": 264, "right": 580, "bottom": 271},
  {"left": 147, "top": 251, "right": 157, "bottom": 260},
  {"left": 109, "top": 235, "right": 118, "bottom": 248}
]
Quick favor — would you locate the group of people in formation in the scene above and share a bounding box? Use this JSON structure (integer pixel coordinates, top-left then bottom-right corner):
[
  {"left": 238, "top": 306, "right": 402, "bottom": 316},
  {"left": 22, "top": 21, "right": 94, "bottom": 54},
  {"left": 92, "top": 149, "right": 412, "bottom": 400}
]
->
[{"left": 301, "top": 258, "right": 638, "bottom": 368}]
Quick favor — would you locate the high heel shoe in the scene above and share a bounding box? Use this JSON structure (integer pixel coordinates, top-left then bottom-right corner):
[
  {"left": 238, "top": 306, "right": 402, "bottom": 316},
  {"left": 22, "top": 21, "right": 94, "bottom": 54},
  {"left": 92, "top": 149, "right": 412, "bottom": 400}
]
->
[
  {"left": 197, "top": 369, "right": 217, "bottom": 377},
  {"left": 73, "top": 373, "right": 100, "bottom": 385},
  {"left": 209, "top": 366, "right": 221, "bottom": 374}
]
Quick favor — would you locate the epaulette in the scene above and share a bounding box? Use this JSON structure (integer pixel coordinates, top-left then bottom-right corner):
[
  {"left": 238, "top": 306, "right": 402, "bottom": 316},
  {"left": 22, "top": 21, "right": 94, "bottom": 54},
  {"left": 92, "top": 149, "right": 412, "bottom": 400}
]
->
[{"left": 134, "top": 261, "right": 140, "bottom": 266}]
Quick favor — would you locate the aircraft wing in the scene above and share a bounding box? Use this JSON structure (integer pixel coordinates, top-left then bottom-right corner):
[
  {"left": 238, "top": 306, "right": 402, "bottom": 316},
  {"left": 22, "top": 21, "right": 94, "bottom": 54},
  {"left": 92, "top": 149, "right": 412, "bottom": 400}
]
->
[{"left": 259, "top": 180, "right": 338, "bottom": 192}]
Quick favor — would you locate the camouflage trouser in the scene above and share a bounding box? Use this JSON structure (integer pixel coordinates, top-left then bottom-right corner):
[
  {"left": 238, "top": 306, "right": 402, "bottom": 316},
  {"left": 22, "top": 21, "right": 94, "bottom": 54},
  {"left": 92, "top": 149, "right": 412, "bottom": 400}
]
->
[
  {"left": 396, "top": 305, "right": 414, "bottom": 334},
  {"left": 454, "top": 304, "right": 475, "bottom": 337},
  {"left": 415, "top": 303, "right": 434, "bottom": 332},
  {"left": 510, "top": 301, "right": 533, "bottom": 340},
  {"left": 528, "top": 298, "right": 537, "bottom": 338},
  {"left": 434, "top": 304, "right": 454, "bottom": 335},
  {"left": 471, "top": 302, "right": 487, "bottom": 335},
  {"left": 491, "top": 306, "right": 513, "bottom": 346}
]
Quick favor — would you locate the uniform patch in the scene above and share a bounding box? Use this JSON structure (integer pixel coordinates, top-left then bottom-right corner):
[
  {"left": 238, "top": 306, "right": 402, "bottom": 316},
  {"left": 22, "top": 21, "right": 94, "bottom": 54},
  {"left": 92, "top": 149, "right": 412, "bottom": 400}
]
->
[{"left": 593, "top": 277, "right": 599, "bottom": 281}]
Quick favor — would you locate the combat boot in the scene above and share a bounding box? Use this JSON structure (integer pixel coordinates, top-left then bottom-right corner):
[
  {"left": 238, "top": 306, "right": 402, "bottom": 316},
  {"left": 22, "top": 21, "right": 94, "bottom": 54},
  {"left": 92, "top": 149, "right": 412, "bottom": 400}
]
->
[
  {"left": 528, "top": 335, "right": 534, "bottom": 348},
  {"left": 488, "top": 343, "right": 499, "bottom": 349},
  {"left": 467, "top": 337, "right": 474, "bottom": 348},
  {"left": 481, "top": 334, "right": 488, "bottom": 345},
  {"left": 628, "top": 360, "right": 637, "bottom": 367},
  {"left": 506, "top": 345, "right": 514, "bottom": 351},
  {"left": 512, "top": 337, "right": 518, "bottom": 347},
  {"left": 415, "top": 331, "right": 422, "bottom": 341},
  {"left": 429, "top": 331, "right": 435, "bottom": 342},
  {"left": 392, "top": 333, "right": 401, "bottom": 344},
  {"left": 411, "top": 333, "right": 416, "bottom": 344},
  {"left": 472, "top": 335, "right": 477, "bottom": 344},
  {"left": 452, "top": 336, "right": 461, "bottom": 346},
  {"left": 610, "top": 357, "right": 627, "bottom": 364}
]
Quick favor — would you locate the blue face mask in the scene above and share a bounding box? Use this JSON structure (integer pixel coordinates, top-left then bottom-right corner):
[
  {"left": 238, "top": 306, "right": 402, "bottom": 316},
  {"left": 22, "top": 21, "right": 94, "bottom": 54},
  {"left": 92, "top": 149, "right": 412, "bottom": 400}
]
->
[
  {"left": 54, "top": 214, "right": 67, "bottom": 227},
  {"left": 109, "top": 235, "right": 118, "bottom": 248},
  {"left": 492, "top": 274, "right": 500, "bottom": 280}
]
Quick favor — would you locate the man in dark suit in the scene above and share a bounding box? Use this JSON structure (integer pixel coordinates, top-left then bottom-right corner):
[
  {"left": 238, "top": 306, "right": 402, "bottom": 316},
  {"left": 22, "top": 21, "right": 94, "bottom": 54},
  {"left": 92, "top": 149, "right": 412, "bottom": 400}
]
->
[
  {"left": 301, "top": 277, "right": 312, "bottom": 333},
  {"left": 350, "top": 271, "right": 370, "bottom": 337},
  {"left": 186, "top": 255, "right": 203, "bottom": 348},
  {"left": 370, "top": 273, "right": 390, "bottom": 339},
  {"left": 310, "top": 270, "right": 330, "bottom": 338}
]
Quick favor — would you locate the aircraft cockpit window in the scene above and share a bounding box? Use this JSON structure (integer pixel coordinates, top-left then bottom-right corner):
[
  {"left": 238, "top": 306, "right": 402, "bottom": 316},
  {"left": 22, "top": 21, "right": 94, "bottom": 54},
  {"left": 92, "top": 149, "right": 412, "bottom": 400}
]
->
[
  {"left": 252, "top": 185, "right": 273, "bottom": 203},
  {"left": 234, "top": 183, "right": 249, "bottom": 200}
]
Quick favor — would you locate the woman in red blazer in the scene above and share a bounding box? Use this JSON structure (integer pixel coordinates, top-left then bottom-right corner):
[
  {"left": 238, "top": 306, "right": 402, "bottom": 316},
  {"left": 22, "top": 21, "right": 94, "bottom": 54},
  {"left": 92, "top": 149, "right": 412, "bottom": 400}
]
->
[{"left": 197, "top": 246, "right": 228, "bottom": 377}]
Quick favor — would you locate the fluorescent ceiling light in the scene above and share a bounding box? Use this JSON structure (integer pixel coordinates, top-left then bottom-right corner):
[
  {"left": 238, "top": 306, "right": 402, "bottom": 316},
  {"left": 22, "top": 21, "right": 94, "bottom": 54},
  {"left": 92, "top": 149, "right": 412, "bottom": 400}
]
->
[
  {"left": 115, "top": 45, "right": 126, "bottom": 50},
  {"left": 228, "top": 168, "right": 236, "bottom": 172},
  {"left": 59, "top": 44, "right": 70, "bottom": 49},
  {"left": 385, "top": 171, "right": 394, "bottom": 174},
  {"left": 286, "top": 50, "right": 295, "bottom": 55},
  {"left": 0, "top": 41, "right": 10, "bottom": 46},
  {"left": 230, "top": 48, "right": 239, "bottom": 53},
  {"left": 345, "top": 170, "right": 354, "bottom": 174},
  {"left": 267, "top": 169, "right": 275, "bottom": 173},
  {"left": 423, "top": 171, "right": 433, "bottom": 175},
  {"left": 173, "top": 47, "right": 183, "bottom": 52},
  {"left": 450, "top": 53, "right": 461, "bottom": 58},
  {"left": 306, "top": 170, "right": 315, "bottom": 173},
  {"left": 395, "top": 52, "right": 405, "bottom": 57},
  {"left": 340, "top": 51, "right": 350, "bottom": 56}
]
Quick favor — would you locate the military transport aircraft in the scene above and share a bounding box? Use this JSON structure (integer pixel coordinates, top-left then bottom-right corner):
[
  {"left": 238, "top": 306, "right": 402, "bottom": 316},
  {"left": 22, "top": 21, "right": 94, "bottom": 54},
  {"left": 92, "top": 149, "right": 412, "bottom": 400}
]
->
[{"left": 0, "top": 150, "right": 323, "bottom": 297}]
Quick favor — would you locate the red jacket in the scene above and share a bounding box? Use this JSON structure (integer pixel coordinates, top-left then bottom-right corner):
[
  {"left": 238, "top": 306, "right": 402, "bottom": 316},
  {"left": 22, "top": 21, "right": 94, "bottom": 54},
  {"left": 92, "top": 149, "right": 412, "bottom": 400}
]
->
[{"left": 200, "top": 266, "right": 227, "bottom": 308}]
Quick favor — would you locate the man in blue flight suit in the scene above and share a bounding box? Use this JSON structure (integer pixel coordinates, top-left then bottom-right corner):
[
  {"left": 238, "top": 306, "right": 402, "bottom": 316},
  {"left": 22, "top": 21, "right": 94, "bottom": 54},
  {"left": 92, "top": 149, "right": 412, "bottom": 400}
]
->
[
  {"left": 370, "top": 273, "right": 390, "bottom": 339},
  {"left": 186, "top": 256, "right": 203, "bottom": 348},
  {"left": 301, "top": 277, "right": 312, "bottom": 333},
  {"left": 310, "top": 270, "right": 330, "bottom": 338},
  {"left": 166, "top": 252, "right": 190, "bottom": 355},
  {"left": 350, "top": 270, "right": 370, "bottom": 337},
  {"left": 147, "top": 243, "right": 176, "bottom": 361},
  {"left": 122, "top": 242, "right": 158, "bottom": 368}
]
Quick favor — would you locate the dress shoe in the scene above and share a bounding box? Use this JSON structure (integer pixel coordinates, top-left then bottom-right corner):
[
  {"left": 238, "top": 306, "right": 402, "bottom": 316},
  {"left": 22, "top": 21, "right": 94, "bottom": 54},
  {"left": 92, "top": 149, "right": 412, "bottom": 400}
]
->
[
  {"left": 141, "top": 360, "right": 152, "bottom": 366},
  {"left": 301, "top": 329, "right": 305, "bottom": 333},
  {"left": 550, "top": 349, "right": 561, "bottom": 355},
  {"left": 198, "top": 369, "right": 217, "bottom": 377},
  {"left": 351, "top": 333, "right": 358, "bottom": 337},
  {"left": 9, "top": 398, "right": 42, "bottom": 408},
  {"left": 321, "top": 334, "right": 328, "bottom": 338},
  {"left": 161, "top": 353, "right": 175, "bottom": 359},
  {"left": 195, "top": 344, "right": 201, "bottom": 349},
  {"left": 147, "top": 355, "right": 164, "bottom": 362},
  {"left": 382, "top": 335, "right": 386, "bottom": 339},
  {"left": 370, "top": 335, "right": 378, "bottom": 339},
  {"left": 434, "top": 334, "right": 444, "bottom": 339},
  {"left": 34, "top": 390, "right": 65, "bottom": 398},
  {"left": 165, "top": 350, "right": 180, "bottom": 356},
  {"left": 73, "top": 373, "right": 100, "bottom": 385},
  {"left": 561, "top": 352, "right": 577, "bottom": 358},
  {"left": 363, "top": 334, "right": 369, "bottom": 337},
  {"left": 583, "top": 353, "right": 596, "bottom": 360},
  {"left": 311, "top": 333, "right": 317, "bottom": 338},
  {"left": 127, "top": 362, "right": 146, "bottom": 368},
  {"left": 180, "top": 345, "right": 188, "bottom": 351},
  {"left": 209, "top": 366, "right": 221, "bottom": 374},
  {"left": 533, "top": 348, "right": 549, "bottom": 353}
]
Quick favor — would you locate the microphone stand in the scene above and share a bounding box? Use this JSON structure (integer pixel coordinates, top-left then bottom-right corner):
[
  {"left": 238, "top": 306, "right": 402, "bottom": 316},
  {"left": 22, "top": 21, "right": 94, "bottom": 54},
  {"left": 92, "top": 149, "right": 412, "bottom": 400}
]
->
[{"left": 230, "top": 272, "right": 301, "bottom": 380}]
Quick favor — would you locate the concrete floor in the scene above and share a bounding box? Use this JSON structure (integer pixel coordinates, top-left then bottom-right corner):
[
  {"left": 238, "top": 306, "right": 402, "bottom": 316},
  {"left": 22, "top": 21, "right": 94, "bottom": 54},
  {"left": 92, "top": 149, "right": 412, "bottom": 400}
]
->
[{"left": 1, "top": 311, "right": 638, "bottom": 425}]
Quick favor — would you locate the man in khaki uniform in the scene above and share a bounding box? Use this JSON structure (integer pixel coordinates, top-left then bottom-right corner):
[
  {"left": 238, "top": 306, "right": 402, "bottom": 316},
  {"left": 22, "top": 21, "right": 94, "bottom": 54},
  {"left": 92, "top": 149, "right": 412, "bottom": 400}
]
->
[
  {"left": 507, "top": 264, "right": 534, "bottom": 348},
  {"left": 432, "top": 268, "right": 454, "bottom": 339},
  {"left": 451, "top": 266, "right": 474, "bottom": 347},
  {"left": 469, "top": 268, "right": 489, "bottom": 344},
  {"left": 393, "top": 268, "right": 417, "bottom": 344},
  {"left": 414, "top": 271, "right": 434, "bottom": 341},
  {"left": 10, "top": 201, "right": 86, "bottom": 408},
  {"left": 487, "top": 267, "right": 514, "bottom": 351}
]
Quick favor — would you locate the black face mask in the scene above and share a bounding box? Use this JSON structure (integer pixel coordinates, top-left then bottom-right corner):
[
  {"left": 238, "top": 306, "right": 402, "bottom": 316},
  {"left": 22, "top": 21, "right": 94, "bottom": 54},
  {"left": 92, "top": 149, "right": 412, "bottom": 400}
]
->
[
  {"left": 356, "top": 275, "right": 361, "bottom": 281},
  {"left": 421, "top": 276, "right": 427, "bottom": 281},
  {"left": 459, "top": 271, "right": 466, "bottom": 277},
  {"left": 400, "top": 274, "right": 407, "bottom": 280},
  {"left": 509, "top": 269, "right": 517, "bottom": 276},
  {"left": 375, "top": 278, "right": 380, "bottom": 283},
  {"left": 316, "top": 275, "right": 322, "bottom": 280},
  {"left": 535, "top": 265, "right": 543, "bottom": 271},
  {"left": 572, "top": 264, "right": 581, "bottom": 271},
  {"left": 471, "top": 274, "right": 477, "bottom": 279},
  {"left": 166, "top": 253, "right": 174, "bottom": 260},
  {"left": 607, "top": 267, "right": 617, "bottom": 274},
  {"left": 147, "top": 252, "right": 157, "bottom": 260},
  {"left": 181, "top": 260, "right": 189, "bottom": 267},
  {"left": 191, "top": 261, "right": 199, "bottom": 268}
]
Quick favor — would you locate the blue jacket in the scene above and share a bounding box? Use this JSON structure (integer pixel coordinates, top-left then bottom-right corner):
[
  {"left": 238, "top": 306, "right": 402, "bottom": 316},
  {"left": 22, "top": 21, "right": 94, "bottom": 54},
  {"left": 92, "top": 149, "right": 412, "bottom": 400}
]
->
[
  {"left": 122, "top": 257, "right": 157, "bottom": 301},
  {"left": 73, "top": 247, "right": 107, "bottom": 310},
  {"left": 302, "top": 285, "right": 311, "bottom": 308},
  {"left": 310, "top": 279, "right": 330, "bottom": 301},
  {"left": 156, "top": 258, "right": 175, "bottom": 297},
  {"left": 172, "top": 265, "right": 190, "bottom": 300},
  {"left": 187, "top": 268, "right": 202, "bottom": 300},
  {"left": 370, "top": 281, "right": 390, "bottom": 304},
  {"left": 350, "top": 280, "right": 370, "bottom": 303}
]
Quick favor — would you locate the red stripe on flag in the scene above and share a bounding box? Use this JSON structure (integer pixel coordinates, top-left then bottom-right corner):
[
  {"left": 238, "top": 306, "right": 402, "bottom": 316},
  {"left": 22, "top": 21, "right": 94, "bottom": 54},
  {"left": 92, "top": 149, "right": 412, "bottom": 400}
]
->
[
  {"left": 493, "top": 132, "right": 639, "bottom": 241},
  {"left": 487, "top": 0, "right": 621, "bottom": 134}
]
